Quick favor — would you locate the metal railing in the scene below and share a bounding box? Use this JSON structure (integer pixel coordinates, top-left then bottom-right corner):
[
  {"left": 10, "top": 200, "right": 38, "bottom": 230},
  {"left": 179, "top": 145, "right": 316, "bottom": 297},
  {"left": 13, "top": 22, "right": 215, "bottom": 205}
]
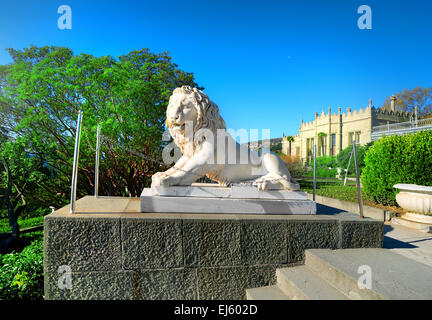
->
[
  {"left": 371, "top": 117, "right": 432, "bottom": 140},
  {"left": 94, "top": 124, "right": 101, "bottom": 198},
  {"left": 70, "top": 112, "right": 102, "bottom": 213},
  {"left": 69, "top": 111, "right": 364, "bottom": 217},
  {"left": 308, "top": 142, "right": 364, "bottom": 218},
  {"left": 70, "top": 110, "right": 83, "bottom": 214}
]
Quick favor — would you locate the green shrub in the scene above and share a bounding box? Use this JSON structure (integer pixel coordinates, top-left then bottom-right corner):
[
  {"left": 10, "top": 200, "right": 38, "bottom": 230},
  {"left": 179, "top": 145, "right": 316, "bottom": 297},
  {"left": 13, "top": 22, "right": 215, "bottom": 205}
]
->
[
  {"left": 0, "top": 237, "right": 44, "bottom": 300},
  {"left": 362, "top": 131, "right": 432, "bottom": 206},
  {"left": 306, "top": 156, "right": 338, "bottom": 177},
  {"left": 337, "top": 142, "right": 373, "bottom": 176}
]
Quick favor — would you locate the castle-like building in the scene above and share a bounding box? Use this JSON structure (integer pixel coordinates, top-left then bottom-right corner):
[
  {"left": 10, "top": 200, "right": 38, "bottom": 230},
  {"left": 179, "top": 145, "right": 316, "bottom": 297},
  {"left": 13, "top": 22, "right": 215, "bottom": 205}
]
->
[{"left": 282, "top": 97, "right": 416, "bottom": 161}]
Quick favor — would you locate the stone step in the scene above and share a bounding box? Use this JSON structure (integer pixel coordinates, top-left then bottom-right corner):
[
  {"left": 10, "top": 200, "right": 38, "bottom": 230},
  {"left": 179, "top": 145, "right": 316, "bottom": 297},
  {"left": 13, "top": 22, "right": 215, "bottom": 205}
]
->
[
  {"left": 305, "top": 248, "right": 432, "bottom": 300},
  {"left": 245, "top": 285, "right": 290, "bottom": 300},
  {"left": 391, "top": 217, "right": 432, "bottom": 233},
  {"left": 276, "top": 266, "right": 349, "bottom": 300}
]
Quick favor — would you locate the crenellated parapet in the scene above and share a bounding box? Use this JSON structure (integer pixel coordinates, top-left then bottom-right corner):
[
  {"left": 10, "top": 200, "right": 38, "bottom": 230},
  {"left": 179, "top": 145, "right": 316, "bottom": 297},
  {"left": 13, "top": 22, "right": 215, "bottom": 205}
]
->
[
  {"left": 287, "top": 97, "right": 416, "bottom": 159},
  {"left": 300, "top": 105, "right": 376, "bottom": 130},
  {"left": 373, "top": 106, "right": 412, "bottom": 118}
]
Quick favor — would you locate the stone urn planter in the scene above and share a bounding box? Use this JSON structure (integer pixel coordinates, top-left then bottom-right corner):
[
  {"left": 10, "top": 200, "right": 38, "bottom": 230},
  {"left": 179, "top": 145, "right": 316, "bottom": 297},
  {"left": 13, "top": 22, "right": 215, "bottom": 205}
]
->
[{"left": 392, "top": 184, "right": 432, "bottom": 233}]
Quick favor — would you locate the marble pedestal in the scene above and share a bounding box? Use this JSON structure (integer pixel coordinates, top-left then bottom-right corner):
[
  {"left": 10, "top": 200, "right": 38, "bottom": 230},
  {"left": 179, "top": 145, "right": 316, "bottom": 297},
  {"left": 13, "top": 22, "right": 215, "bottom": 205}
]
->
[{"left": 140, "top": 183, "right": 316, "bottom": 215}]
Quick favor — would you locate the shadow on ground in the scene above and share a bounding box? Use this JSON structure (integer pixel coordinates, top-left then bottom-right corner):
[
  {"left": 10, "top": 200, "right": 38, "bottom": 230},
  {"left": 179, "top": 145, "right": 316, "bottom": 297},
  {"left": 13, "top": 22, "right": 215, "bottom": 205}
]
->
[
  {"left": 316, "top": 203, "right": 346, "bottom": 215},
  {"left": 383, "top": 225, "right": 417, "bottom": 249}
]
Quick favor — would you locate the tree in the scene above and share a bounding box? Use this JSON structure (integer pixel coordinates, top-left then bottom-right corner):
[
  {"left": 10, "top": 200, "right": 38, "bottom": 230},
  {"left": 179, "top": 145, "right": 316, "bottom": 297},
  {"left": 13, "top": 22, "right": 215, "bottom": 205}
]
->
[
  {"left": 285, "top": 136, "right": 294, "bottom": 155},
  {"left": 382, "top": 87, "right": 432, "bottom": 117},
  {"left": 1, "top": 45, "right": 200, "bottom": 208},
  {"left": 0, "top": 137, "right": 49, "bottom": 235},
  {"left": 318, "top": 132, "right": 326, "bottom": 156}
]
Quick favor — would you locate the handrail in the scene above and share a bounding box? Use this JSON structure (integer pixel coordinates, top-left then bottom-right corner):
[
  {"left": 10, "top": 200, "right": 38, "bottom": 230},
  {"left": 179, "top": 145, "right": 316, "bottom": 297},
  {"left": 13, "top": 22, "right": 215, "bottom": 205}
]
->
[
  {"left": 372, "top": 117, "right": 432, "bottom": 133},
  {"left": 352, "top": 140, "right": 364, "bottom": 218},
  {"left": 94, "top": 124, "right": 101, "bottom": 198},
  {"left": 70, "top": 110, "right": 83, "bottom": 214}
]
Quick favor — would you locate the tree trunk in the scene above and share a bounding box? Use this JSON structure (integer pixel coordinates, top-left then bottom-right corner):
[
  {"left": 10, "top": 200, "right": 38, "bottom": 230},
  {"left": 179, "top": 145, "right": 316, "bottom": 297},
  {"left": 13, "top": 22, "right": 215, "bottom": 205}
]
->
[{"left": 3, "top": 159, "right": 20, "bottom": 236}]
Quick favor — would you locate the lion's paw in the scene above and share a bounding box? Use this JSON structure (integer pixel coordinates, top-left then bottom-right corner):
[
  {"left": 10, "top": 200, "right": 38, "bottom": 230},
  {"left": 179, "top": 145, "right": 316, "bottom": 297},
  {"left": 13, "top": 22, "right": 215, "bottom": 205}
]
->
[
  {"left": 151, "top": 172, "right": 172, "bottom": 187},
  {"left": 253, "top": 174, "right": 285, "bottom": 191}
]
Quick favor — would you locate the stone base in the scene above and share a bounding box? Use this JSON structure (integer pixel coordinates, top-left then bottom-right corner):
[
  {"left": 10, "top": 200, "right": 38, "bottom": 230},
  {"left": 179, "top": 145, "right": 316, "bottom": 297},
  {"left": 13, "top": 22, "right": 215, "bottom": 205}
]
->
[
  {"left": 44, "top": 196, "right": 384, "bottom": 300},
  {"left": 391, "top": 216, "right": 432, "bottom": 233},
  {"left": 141, "top": 184, "right": 316, "bottom": 214}
]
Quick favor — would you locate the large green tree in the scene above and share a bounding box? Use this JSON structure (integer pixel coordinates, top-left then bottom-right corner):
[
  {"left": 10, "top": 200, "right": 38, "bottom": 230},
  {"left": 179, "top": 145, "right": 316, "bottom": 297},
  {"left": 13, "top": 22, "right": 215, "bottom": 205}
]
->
[{"left": 0, "top": 45, "right": 200, "bottom": 217}]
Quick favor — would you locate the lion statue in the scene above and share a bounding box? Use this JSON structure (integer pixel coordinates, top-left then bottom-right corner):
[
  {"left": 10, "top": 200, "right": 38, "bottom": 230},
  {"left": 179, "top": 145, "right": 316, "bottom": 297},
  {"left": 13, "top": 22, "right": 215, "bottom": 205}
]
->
[{"left": 151, "top": 86, "right": 300, "bottom": 191}]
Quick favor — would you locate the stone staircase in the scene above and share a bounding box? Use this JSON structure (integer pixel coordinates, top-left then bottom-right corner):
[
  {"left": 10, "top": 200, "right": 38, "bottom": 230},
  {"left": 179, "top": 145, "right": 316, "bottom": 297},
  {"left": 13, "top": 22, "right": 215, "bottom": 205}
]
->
[{"left": 246, "top": 248, "right": 432, "bottom": 300}]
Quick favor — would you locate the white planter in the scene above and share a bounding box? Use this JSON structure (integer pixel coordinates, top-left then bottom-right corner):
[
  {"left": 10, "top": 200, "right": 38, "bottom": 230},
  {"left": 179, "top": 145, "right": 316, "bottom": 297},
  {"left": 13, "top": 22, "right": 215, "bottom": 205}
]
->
[
  {"left": 393, "top": 184, "right": 432, "bottom": 233},
  {"left": 393, "top": 184, "right": 432, "bottom": 215}
]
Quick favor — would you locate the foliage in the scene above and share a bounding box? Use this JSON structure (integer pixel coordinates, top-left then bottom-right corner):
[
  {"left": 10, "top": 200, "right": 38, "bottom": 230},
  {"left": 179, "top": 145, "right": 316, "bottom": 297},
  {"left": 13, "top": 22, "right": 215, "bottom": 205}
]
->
[
  {"left": 0, "top": 136, "right": 52, "bottom": 234},
  {"left": 0, "top": 216, "right": 44, "bottom": 234},
  {"left": 336, "top": 142, "right": 373, "bottom": 176},
  {"left": 306, "top": 156, "right": 338, "bottom": 178},
  {"left": 0, "top": 45, "right": 200, "bottom": 210},
  {"left": 382, "top": 87, "right": 432, "bottom": 117},
  {"left": 277, "top": 153, "right": 307, "bottom": 178},
  {"left": 270, "top": 142, "right": 282, "bottom": 153},
  {"left": 284, "top": 135, "right": 295, "bottom": 155},
  {"left": 300, "top": 181, "right": 369, "bottom": 203},
  {"left": 362, "top": 131, "right": 432, "bottom": 206},
  {"left": 0, "top": 237, "right": 43, "bottom": 300}
]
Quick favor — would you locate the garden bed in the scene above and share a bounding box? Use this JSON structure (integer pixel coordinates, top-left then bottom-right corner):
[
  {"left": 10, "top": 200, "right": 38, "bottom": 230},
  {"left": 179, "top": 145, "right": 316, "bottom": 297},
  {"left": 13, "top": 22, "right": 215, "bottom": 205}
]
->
[{"left": 299, "top": 180, "right": 406, "bottom": 215}]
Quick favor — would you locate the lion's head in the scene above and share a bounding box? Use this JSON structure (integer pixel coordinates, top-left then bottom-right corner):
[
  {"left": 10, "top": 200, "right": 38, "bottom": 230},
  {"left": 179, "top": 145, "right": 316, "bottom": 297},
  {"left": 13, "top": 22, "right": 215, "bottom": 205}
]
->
[{"left": 166, "top": 86, "right": 226, "bottom": 154}]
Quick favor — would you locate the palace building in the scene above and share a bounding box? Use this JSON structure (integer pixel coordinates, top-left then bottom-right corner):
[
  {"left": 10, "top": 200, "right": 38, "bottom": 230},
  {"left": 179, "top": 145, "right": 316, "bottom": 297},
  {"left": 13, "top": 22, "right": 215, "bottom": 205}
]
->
[{"left": 282, "top": 97, "right": 416, "bottom": 161}]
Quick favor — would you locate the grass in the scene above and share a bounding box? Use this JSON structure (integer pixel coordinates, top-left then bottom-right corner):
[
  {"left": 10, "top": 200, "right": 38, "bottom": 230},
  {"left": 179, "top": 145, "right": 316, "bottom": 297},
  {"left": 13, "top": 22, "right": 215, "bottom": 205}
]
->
[
  {"left": 0, "top": 216, "right": 45, "bottom": 234},
  {"left": 301, "top": 181, "right": 367, "bottom": 203},
  {"left": 299, "top": 180, "right": 405, "bottom": 214}
]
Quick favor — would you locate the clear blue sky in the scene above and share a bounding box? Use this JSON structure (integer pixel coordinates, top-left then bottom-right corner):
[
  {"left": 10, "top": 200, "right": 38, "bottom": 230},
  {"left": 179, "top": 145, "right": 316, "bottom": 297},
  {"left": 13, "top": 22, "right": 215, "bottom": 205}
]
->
[{"left": 1, "top": 0, "right": 431, "bottom": 138}]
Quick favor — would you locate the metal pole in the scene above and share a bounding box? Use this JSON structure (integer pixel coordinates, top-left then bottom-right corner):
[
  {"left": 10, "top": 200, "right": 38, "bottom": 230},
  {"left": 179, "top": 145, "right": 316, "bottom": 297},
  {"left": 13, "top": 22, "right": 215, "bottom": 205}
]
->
[
  {"left": 313, "top": 144, "right": 316, "bottom": 201},
  {"left": 70, "top": 110, "right": 83, "bottom": 214},
  {"left": 352, "top": 140, "right": 364, "bottom": 218},
  {"left": 344, "top": 147, "right": 354, "bottom": 186},
  {"left": 94, "top": 124, "right": 101, "bottom": 198}
]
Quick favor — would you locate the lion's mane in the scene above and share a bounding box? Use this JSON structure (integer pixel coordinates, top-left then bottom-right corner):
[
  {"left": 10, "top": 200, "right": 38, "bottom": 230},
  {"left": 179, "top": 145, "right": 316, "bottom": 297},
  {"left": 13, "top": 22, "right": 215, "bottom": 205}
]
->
[{"left": 166, "top": 86, "right": 226, "bottom": 154}]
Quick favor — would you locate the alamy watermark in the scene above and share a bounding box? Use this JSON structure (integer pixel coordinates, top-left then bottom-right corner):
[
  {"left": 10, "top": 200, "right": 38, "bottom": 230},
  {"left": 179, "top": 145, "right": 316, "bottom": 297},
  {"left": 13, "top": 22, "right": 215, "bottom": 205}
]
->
[
  {"left": 161, "top": 121, "right": 271, "bottom": 168},
  {"left": 58, "top": 5, "right": 72, "bottom": 30},
  {"left": 57, "top": 265, "right": 72, "bottom": 290},
  {"left": 357, "top": 264, "right": 372, "bottom": 290},
  {"left": 357, "top": 5, "right": 372, "bottom": 30}
]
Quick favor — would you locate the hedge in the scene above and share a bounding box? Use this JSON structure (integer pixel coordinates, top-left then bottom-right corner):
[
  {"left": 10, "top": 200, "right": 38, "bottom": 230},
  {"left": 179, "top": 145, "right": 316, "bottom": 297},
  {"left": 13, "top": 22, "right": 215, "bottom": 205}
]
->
[
  {"left": 361, "top": 131, "right": 432, "bottom": 206},
  {"left": 0, "top": 235, "right": 44, "bottom": 300}
]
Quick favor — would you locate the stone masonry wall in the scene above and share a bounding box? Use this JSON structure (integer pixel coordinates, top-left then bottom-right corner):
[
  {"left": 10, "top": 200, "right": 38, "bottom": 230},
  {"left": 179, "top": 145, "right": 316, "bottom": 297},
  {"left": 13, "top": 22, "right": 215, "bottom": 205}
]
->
[{"left": 44, "top": 211, "right": 383, "bottom": 300}]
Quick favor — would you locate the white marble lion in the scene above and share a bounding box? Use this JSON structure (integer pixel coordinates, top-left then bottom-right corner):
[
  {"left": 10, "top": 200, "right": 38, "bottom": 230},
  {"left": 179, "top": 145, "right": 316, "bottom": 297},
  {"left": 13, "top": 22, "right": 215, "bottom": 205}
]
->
[{"left": 151, "top": 86, "right": 300, "bottom": 191}]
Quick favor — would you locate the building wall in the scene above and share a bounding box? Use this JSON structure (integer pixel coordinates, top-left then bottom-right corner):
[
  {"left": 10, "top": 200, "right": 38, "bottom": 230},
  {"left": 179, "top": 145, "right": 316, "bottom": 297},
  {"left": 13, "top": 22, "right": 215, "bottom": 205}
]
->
[{"left": 282, "top": 105, "right": 413, "bottom": 162}]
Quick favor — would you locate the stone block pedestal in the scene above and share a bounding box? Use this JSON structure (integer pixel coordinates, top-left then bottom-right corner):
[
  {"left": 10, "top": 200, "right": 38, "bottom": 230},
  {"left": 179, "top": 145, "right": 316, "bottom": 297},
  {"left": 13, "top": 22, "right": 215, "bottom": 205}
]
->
[
  {"left": 44, "top": 196, "right": 384, "bottom": 300},
  {"left": 141, "top": 183, "right": 317, "bottom": 214}
]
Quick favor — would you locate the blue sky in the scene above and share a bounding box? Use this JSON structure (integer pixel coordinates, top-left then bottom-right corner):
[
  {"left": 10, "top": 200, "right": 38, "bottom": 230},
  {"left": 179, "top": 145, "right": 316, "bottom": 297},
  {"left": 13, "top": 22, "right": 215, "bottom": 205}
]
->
[{"left": 1, "top": 0, "right": 431, "bottom": 138}]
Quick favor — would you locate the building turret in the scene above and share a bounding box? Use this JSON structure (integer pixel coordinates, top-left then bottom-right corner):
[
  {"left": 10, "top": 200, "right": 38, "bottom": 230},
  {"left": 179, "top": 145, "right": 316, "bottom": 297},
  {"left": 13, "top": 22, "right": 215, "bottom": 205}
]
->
[{"left": 390, "top": 95, "right": 396, "bottom": 112}]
